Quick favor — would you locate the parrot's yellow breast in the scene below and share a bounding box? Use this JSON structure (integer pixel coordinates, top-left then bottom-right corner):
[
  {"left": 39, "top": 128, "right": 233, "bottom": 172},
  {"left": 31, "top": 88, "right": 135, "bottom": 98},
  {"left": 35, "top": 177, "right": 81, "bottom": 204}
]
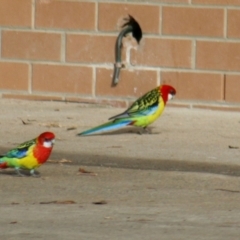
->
[
  {"left": 17, "top": 147, "right": 40, "bottom": 170},
  {"left": 147, "top": 98, "right": 165, "bottom": 125},
  {"left": 134, "top": 97, "right": 165, "bottom": 127}
]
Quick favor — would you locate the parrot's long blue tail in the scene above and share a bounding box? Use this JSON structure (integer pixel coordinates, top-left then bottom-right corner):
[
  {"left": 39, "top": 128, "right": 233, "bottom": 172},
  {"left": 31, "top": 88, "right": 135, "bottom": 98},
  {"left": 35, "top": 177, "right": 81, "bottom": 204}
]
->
[{"left": 77, "top": 119, "right": 133, "bottom": 136}]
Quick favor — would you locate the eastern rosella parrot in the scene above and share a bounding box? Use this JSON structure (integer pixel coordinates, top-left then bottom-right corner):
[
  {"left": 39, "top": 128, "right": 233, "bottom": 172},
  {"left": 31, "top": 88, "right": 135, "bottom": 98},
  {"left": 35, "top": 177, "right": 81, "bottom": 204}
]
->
[
  {"left": 0, "top": 132, "right": 55, "bottom": 177},
  {"left": 78, "top": 85, "right": 176, "bottom": 136}
]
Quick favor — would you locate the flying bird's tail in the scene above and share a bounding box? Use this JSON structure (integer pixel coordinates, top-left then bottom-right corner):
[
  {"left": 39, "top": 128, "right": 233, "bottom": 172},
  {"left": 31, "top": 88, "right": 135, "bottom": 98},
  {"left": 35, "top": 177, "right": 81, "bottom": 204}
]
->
[
  {"left": 77, "top": 119, "right": 134, "bottom": 136},
  {"left": 122, "top": 15, "right": 142, "bottom": 44}
]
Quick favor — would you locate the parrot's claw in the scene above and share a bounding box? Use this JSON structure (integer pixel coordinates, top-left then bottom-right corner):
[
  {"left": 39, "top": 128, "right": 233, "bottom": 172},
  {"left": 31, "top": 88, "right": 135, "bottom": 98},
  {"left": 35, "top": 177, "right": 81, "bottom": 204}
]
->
[
  {"left": 14, "top": 168, "right": 40, "bottom": 177},
  {"left": 30, "top": 169, "right": 41, "bottom": 178},
  {"left": 138, "top": 127, "right": 152, "bottom": 135},
  {"left": 31, "top": 173, "right": 41, "bottom": 178},
  {"left": 15, "top": 169, "right": 28, "bottom": 177}
]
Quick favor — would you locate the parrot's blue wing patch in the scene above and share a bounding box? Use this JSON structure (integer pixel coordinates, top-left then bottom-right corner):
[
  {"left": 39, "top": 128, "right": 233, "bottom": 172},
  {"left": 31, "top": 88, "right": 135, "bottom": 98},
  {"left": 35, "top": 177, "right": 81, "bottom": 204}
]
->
[
  {"left": 4, "top": 147, "right": 29, "bottom": 159},
  {"left": 1, "top": 139, "right": 36, "bottom": 159},
  {"left": 131, "top": 104, "right": 159, "bottom": 117}
]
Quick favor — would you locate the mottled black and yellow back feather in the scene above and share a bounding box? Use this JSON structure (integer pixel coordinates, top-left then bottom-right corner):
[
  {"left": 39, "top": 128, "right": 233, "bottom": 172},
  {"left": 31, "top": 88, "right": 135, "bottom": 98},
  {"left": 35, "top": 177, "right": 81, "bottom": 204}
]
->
[{"left": 109, "top": 87, "right": 160, "bottom": 120}]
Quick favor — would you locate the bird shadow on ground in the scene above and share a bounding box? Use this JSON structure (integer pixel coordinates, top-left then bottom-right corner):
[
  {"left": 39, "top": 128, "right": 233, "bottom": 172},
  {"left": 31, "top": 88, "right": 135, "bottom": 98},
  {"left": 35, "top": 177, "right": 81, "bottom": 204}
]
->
[
  {"left": 0, "top": 170, "right": 17, "bottom": 176},
  {"left": 0, "top": 148, "right": 239, "bottom": 178},
  {"left": 0, "top": 169, "right": 40, "bottom": 177},
  {"left": 51, "top": 151, "right": 240, "bottom": 178}
]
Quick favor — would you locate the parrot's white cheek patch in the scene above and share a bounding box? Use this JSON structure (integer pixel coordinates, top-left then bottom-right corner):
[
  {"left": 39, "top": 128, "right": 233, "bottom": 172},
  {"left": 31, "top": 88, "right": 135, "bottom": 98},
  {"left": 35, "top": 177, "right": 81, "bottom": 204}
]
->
[
  {"left": 43, "top": 141, "right": 54, "bottom": 148},
  {"left": 168, "top": 93, "right": 174, "bottom": 101}
]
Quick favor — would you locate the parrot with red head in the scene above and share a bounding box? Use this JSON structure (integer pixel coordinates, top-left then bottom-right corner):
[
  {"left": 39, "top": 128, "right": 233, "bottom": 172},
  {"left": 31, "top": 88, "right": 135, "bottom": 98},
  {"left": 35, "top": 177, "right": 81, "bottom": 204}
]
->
[
  {"left": 0, "top": 132, "right": 55, "bottom": 177},
  {"left": 78, "top": 85, "right": 176, "bottom": 136}
]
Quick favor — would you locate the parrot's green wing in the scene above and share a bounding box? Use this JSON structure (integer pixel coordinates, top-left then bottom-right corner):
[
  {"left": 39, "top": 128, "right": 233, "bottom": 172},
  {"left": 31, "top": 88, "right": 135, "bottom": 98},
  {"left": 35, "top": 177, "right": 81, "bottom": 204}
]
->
[
  {"left": 109, "top": 87, "right": 161, "bottom": 120},
  {"left": 3, "top": 138, "right": 36, "bottom": 159}
]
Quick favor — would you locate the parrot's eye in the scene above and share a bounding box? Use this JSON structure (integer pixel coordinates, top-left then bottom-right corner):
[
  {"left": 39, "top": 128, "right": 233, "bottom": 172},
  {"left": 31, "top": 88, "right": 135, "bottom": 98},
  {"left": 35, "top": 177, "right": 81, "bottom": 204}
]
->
[{"left": 44, "top": 138, "right": 50, "bottom": 141}]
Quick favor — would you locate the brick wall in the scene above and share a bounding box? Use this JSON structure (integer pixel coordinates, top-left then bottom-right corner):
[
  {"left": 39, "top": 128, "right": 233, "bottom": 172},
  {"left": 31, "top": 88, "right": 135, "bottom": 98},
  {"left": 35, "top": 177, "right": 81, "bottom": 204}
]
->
[{"left": 1, "top": 0, "right": 240, "bottom": 108}]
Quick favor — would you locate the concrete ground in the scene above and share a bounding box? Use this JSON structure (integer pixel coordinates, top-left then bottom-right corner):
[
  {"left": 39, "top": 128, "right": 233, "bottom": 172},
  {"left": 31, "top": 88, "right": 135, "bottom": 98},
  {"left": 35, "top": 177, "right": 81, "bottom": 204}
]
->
[{"left": 0, "top": 99, "right": 240, "bottom": 239}]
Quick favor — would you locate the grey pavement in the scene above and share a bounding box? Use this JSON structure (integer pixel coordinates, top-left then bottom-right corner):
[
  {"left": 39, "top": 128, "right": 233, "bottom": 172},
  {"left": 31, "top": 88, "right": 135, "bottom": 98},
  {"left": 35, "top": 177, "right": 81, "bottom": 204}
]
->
[{"left": 0, "top": 99, "right": 240, "bottom": 239}]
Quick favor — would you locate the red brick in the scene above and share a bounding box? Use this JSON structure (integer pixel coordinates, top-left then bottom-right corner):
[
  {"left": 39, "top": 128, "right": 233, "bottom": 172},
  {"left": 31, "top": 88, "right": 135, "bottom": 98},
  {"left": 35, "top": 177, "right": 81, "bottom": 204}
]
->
[
  {"left": 2, "top": 31, "right": 61, "bottom": 61},
  {"left": 167, "top": 102, "right": 190, "bottom": 109},
  {"left": 32, "top": 64, "right": 93, "bottom": 95},
  {"left": 65, "top": 97, "right": 128, "bottom": 108},
  {"left": 131, "top": 38, "right": 192, "bottom": 68},
  {"left": 0, "top": 0, "right": 31, "bottom": 27},
  {"left": 96, "top": 68, "right": 157, "bottom": 98},
  {"left": 193, "top": 104, "right": 240, "bottom": 112},
  {"left": 161, "top": 71, "right": 224, "bottom": 101},
  {"left": 98, "top": 3, "right": 160, "bottom": 34},
  {"left": 196, "top": 41, "right": 240, "bottom": 71},
  {"left": 2, "top": 94, "right": 62, "bottom": 102},
  {"left": 162, "top": 7, "right": 224, "bottom": 37},
  {"left": 66, "top": 34, "right": 115, "bottom": 63},
  {"left": 35, "top": 1, "right": 95, "bottom": 30},
  {"left": 192, "top": 0, "right": 240, "bottom": 5},
  {"left": 225, "top": 75, "right": 240, "bottom": 102},
  {"left": 227, "top": 10, "right": 240, "bottom": 38},
  {"left": 0, "top": 62, "right": 29, "bottom": 90}
]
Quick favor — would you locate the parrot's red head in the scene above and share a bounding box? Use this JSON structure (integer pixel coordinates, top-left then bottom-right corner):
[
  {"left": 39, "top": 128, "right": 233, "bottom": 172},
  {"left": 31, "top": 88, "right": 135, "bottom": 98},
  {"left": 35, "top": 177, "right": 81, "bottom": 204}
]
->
[
  {"left": 160, "top": 85, "right": 176, "bottom": 105},
  {"left": 37, "top": 132, "right": 55, "bottom": 148}
]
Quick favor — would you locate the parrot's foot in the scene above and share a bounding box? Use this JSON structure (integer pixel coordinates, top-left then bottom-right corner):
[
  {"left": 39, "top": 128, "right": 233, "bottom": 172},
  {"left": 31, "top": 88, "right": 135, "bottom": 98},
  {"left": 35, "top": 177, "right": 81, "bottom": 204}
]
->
[
  {"left": 30, "top": 169, "right": 41, "bottom": 178},
  {"left": 14, "top": 168, "right": 40, "bottom": 177},
  {"left": 138, "top": 127, "right": 152, "bottom": 135},
  {"left": 31, "top": 173, "right": 41, "bottom": 178},
  {"left": 15, "top": 169, "right": 28, "bottom": 177}
]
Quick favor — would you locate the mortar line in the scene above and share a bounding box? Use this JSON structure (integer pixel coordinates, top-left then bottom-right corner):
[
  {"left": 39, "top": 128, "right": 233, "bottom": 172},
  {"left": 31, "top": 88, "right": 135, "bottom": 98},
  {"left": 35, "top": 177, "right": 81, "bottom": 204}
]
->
[
  {"left": 31, "top": 0, "right": 35, "bottom": 29},
  {"left": 61, "top": 33, "right": 66, "bottom": 62},
  {"left": 223, "top": 7, "right": 228, "bottom": 39},
  {"left": 159, "top": 5, "right": 162, "bottom": 35},
  {"left": 28, "top": 63, "right": 32, "bottom": 94},
  {"left": 223, "top": 74, "right": 226, "bottom": 101},
  {"left": 76, "top": 1, "right": 238, "bottom": 8},
  {"left": 0, "top": 30, "right": 2, "bottom": 59},
  {"left": 157, "top": 68, "right": 161, "bottom": 85},
  {"left": 192, "top": 39, "right": 196, "bottom": 69},
  {"left": 1, "top": 26, "right": 240, "bottom": 42},
  {"left": 1, "top": 57, "right": 240, "bottom": 75},
  {"left": 95, "top": 1, "right": 98, "bottom": 32},
  {"left": 92, "top": 67, "right": 96, "bottom": 98}
]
